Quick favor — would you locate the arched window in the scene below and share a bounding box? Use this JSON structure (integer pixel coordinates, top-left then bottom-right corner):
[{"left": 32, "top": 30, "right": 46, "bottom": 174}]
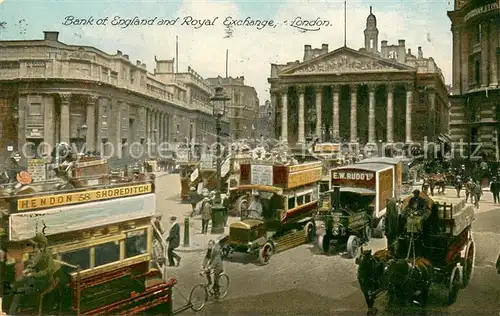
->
[{"left": 370, "top": 39, "right": 374, "bottom": 48}]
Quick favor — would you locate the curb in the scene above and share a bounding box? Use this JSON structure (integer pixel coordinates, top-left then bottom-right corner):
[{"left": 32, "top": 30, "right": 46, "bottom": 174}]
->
[{"left": 176, "top": 246, "right": 206, "bottom": 253}]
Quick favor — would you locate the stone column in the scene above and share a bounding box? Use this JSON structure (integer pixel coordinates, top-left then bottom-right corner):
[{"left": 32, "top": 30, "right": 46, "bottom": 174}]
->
[
  {"left": 490, "top": 19, "right": 498, "bottom": 87},
  {"left": 271, "top": 90, "right": 279, "bottom": 139},
  {"left": 59, "top": 93, "right": 71, "bottom": 144},
  {"left": 460, "top": 27, "right": 469, "bottom": 92},
  {"left": 280, "top": 89, "right": 288, "bottom": 142},
  {"left": 297, "top": 86, "right": 305, "bottom": 144},
  {"left": 113, "top": 100, "right": 122, "bottom": 158},
  {"left": 86, "top": 95, "right": 98, "bottom": 152},
  {"left": 18, "top": 95, "right": 27, "bottom": 154},
  {"left": 386, "top": 84, "right": 394, "bottom": 143},
  {"left": 349, "top": 84, "right": 357, "bottom": 142},
  {"left": 159, "top": 112, "right": 163, "bottom": 142},
  {"left": 451, "top": 26, "right": 461, "bottom": 94},
  {"left": 332, "top": 85, "right": 340, "bottom": 139},
  {"left": 405, "top": 85, "right": 413, "bottom": 142},
  {"left": 428, "top": 90, "right": 436, "bottom": 138},
  {"left": 368, "top": 85, "right": 376, "bottom": 142},
  {"left": 155, "top": 111, "right": 160, "bottom": 144},
  {"left": 315, "top": 86, "right": 322, "bottom": 137},
  {"left": 43, "top": 95, "right": 55, "bottom": 152},
  {"left": 481, "top": 22, "right": 489, "bottom": 87}
]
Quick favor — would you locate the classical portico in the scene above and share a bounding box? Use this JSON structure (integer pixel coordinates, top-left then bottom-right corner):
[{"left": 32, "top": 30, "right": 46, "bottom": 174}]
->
[
  {"left": 270, "top": 48, "right": 415, "bottom": 145},
  {"left": 268, "top": 7, "right": 449, "bottom": 147}
]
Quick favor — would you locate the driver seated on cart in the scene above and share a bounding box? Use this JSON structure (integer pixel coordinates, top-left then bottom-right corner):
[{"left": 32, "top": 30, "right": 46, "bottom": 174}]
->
[
  {"left": 247, "top": 191, "right": 264, "bottom": 218},
  {"left": 406, "top": 189, "right": 428, "bottom": 214}
]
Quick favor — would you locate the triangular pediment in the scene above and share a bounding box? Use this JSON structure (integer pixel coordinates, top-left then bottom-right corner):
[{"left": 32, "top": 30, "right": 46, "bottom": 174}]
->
[{"left": 280, "top": 46, "right": 415, "bottom": 75}]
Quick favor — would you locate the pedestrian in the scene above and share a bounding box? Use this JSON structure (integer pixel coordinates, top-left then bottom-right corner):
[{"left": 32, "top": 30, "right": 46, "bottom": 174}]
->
[
  {"left": 166, "top": 216, "right": 181, "bottom": 267},
  {"left": 201, "top": 197, "right": 212, "bottom": 234},
  {"left": 189, "top": 187, "right": 199, "bottom": 217},
  {"left": 473, "top": 181, "right": 483, "bottom": 209},
  {"left": 490, "top": 177, "right": 500, "bottom": 203}
]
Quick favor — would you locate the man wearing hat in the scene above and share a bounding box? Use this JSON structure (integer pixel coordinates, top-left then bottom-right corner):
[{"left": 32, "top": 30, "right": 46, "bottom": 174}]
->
[
  {"left": 201, "top": 196, "right": 212, "bottom": 234},
  {"left": 490, "top": 177, "right": 500, "bottom": 204},
  {"left": 166, "top": 216, "right": 181, "bottom": 267},
  {"left": 247, "top": 191, "right": 263, "bottom": 218},
  {"left": 408, "top": 189, "right": 426, "bottom": 211}
]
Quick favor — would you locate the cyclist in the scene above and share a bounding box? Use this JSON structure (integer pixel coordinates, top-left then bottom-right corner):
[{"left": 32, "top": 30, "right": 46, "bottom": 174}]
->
[{"left": 202, "top": 239, "right": 224, "bottom": 294}]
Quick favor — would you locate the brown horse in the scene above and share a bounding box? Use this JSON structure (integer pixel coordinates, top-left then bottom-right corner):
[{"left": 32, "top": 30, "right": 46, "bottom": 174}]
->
[
  {"left": 356, "top": 248, "right": 392, "bottom": 312},
  {"left": 425, "top": 173, "right": 446, "bottom": 196},
  {"left": 386, "top": 257, "right": 433, "bottom": 308}
]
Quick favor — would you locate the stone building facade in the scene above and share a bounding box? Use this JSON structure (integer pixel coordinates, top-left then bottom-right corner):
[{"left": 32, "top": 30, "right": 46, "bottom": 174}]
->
[
  {"left": 257, "top": 100, "right": 274, "bottom": 139},
  {"left": 205, "top": 76, "right": 260, "bottom": 139},
  {"left": 0, "top": 31, "right": 227, "bottom": 163},
  {"left": 448, "top": 0, "right": 500, "bottom": 158},
  {"left": 268, "top": 7, "right": 449, "bottom": 148}
]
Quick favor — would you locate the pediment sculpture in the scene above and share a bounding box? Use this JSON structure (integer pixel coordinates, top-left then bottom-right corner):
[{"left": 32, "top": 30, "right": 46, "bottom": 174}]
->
[{"left": 293, "top": 55, "right": 398, "bottom": 74}]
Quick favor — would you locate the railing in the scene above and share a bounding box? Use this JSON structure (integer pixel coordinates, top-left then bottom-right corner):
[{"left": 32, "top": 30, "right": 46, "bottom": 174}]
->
[{"left": 151, "top": 219, "right": 169, "bottom": 282}]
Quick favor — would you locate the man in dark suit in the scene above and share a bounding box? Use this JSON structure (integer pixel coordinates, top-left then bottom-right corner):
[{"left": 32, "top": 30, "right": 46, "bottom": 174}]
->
[
  {"left": 166, "top": 216, "right": 181, "bottom": 267},
  {"left": 490, "top": 177, "right": 500, "bottom": 203}
]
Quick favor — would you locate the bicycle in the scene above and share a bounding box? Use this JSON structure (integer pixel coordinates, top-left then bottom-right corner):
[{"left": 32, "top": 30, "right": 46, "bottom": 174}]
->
[{"left": 188, "top": 269, "right": 229, "bottom": 311}]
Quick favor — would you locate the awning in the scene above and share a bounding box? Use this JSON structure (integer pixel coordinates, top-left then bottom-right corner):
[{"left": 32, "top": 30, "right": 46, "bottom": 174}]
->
[{"left": 339, "top": 187, "right": 376, "bottom": 195}]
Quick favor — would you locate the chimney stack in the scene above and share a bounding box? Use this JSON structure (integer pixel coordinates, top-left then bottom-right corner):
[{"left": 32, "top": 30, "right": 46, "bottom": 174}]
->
[
  {"left": 381, "top": 40, "right": 388, "bottom": 58},
  {"left": 43, "top": 31, "right": 59, "bottom": 41},
  {"left": 321, "top": 43, "right": 329, "bottom": 53},
  {"left": 304, "top": 45, "right": 313, "bottom": 61},
  {"left": 117, "top": 50, "right": 122, "bottom": 56},
  {"left": 418, "top": 46, "right": 423, "bottom": 59},
  {"left": 397, "top": 40, "right": 406, "bottom": 63}
]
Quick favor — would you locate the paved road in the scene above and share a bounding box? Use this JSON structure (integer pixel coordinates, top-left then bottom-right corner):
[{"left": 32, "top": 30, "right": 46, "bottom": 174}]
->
[{"left": 155, "top": 175, "right": 500, "bottom": 315}]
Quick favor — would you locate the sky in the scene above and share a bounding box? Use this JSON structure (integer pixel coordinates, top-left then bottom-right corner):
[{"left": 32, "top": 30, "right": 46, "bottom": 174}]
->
[{"left": 0, "top": 0, "right": 454, "bottom": 103}]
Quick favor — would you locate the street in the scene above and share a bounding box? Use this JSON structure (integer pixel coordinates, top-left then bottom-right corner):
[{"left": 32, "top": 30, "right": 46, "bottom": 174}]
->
[{"left": 156, "top": 174, "right": 500, "bottom": 315}]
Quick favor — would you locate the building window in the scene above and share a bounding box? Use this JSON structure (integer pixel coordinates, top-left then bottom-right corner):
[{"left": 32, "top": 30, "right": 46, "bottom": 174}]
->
[
  {"left": 61, "top": 248, "right": 90, "bottom": 270},
  {"left": 288, "top": 197, "right": 295, "bottom": 210},
  {"left": 95, "top": 241, "right": 120, "bottom": 267},
  {"left": 419, "top": 92, "right": 426, "bottom": 105},
  {"left": 29, "top": 103, "right": 42, "bottom": 116},
  {"left": 476, "top": 23, "right": 482, "bottom": 43},
  {"left": 125, "top": 229, "right": 147, "bottom": 258},
  {"left": 474, "top": 57, "right": 481, "bottom": 84}
]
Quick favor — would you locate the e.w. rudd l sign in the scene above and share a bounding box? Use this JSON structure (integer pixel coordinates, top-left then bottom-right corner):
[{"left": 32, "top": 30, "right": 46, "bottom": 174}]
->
[{"left": 332, "top": 171, "right": 375, "bottom": 181}]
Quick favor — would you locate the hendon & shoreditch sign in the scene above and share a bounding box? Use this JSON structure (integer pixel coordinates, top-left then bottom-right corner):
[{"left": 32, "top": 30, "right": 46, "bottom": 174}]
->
[{"left": 464, "top": 1, "right": 500, "bottom": 22}]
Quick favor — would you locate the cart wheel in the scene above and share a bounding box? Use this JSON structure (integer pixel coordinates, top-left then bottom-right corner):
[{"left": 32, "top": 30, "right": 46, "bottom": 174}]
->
[
  {"left": 447, "top": 266, "right": 461, "bottom": 305},
  {"left": 462, "top": 240, "right": 475, "bottom": 287},
  {"left": 189, "top": 284, "right": 208, "bottom": 312},
  {"left": 364, "top": 226, "right": 372, "bottom": 242},
  {"left": 258, "top": 242, "right": 274, "bottom": 265},
  {"left": 304, "top": 221, "right": 315, "bottom": 243},
  {"left": 235, "top": 196, "right": 249, "bottom": 217},
  {"left": 346, "top": 235, "right": 360, "bottom": 259}
]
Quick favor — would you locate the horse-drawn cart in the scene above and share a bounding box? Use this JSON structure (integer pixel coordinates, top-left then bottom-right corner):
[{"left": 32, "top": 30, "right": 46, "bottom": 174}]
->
[{"left": 356, "top": 192, "right": 475, "bottom": 312}]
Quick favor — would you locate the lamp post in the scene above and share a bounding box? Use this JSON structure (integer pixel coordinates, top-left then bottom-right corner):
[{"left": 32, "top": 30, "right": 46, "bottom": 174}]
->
[
  {"left": 78, "top": 123, "right": 88, "bottom": 154},
  {"left": 210, "top": 87, "right": 230, "bottom": 234}
]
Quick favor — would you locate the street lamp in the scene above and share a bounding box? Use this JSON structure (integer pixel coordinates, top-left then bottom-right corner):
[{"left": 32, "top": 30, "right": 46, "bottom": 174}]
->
[
  {"left": 210, "top": 86, "right": 230, "bottom": 234},
  {"left": 78, "top": 123, "right": 88, "bottom": 153}
]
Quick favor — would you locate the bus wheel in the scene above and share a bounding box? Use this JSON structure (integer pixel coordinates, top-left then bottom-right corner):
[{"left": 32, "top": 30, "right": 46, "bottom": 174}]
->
[
  {"left": 304, "top": 221, "right": 315, "bottom": 243},
  {"left": 258, "top": 242, "right": 274, "bottom": 265}
]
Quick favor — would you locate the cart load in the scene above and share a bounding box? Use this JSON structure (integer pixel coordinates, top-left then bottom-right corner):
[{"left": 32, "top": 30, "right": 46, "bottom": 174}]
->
[{"left": 356, "top": 192, "right": 476, "bottom": 312}]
